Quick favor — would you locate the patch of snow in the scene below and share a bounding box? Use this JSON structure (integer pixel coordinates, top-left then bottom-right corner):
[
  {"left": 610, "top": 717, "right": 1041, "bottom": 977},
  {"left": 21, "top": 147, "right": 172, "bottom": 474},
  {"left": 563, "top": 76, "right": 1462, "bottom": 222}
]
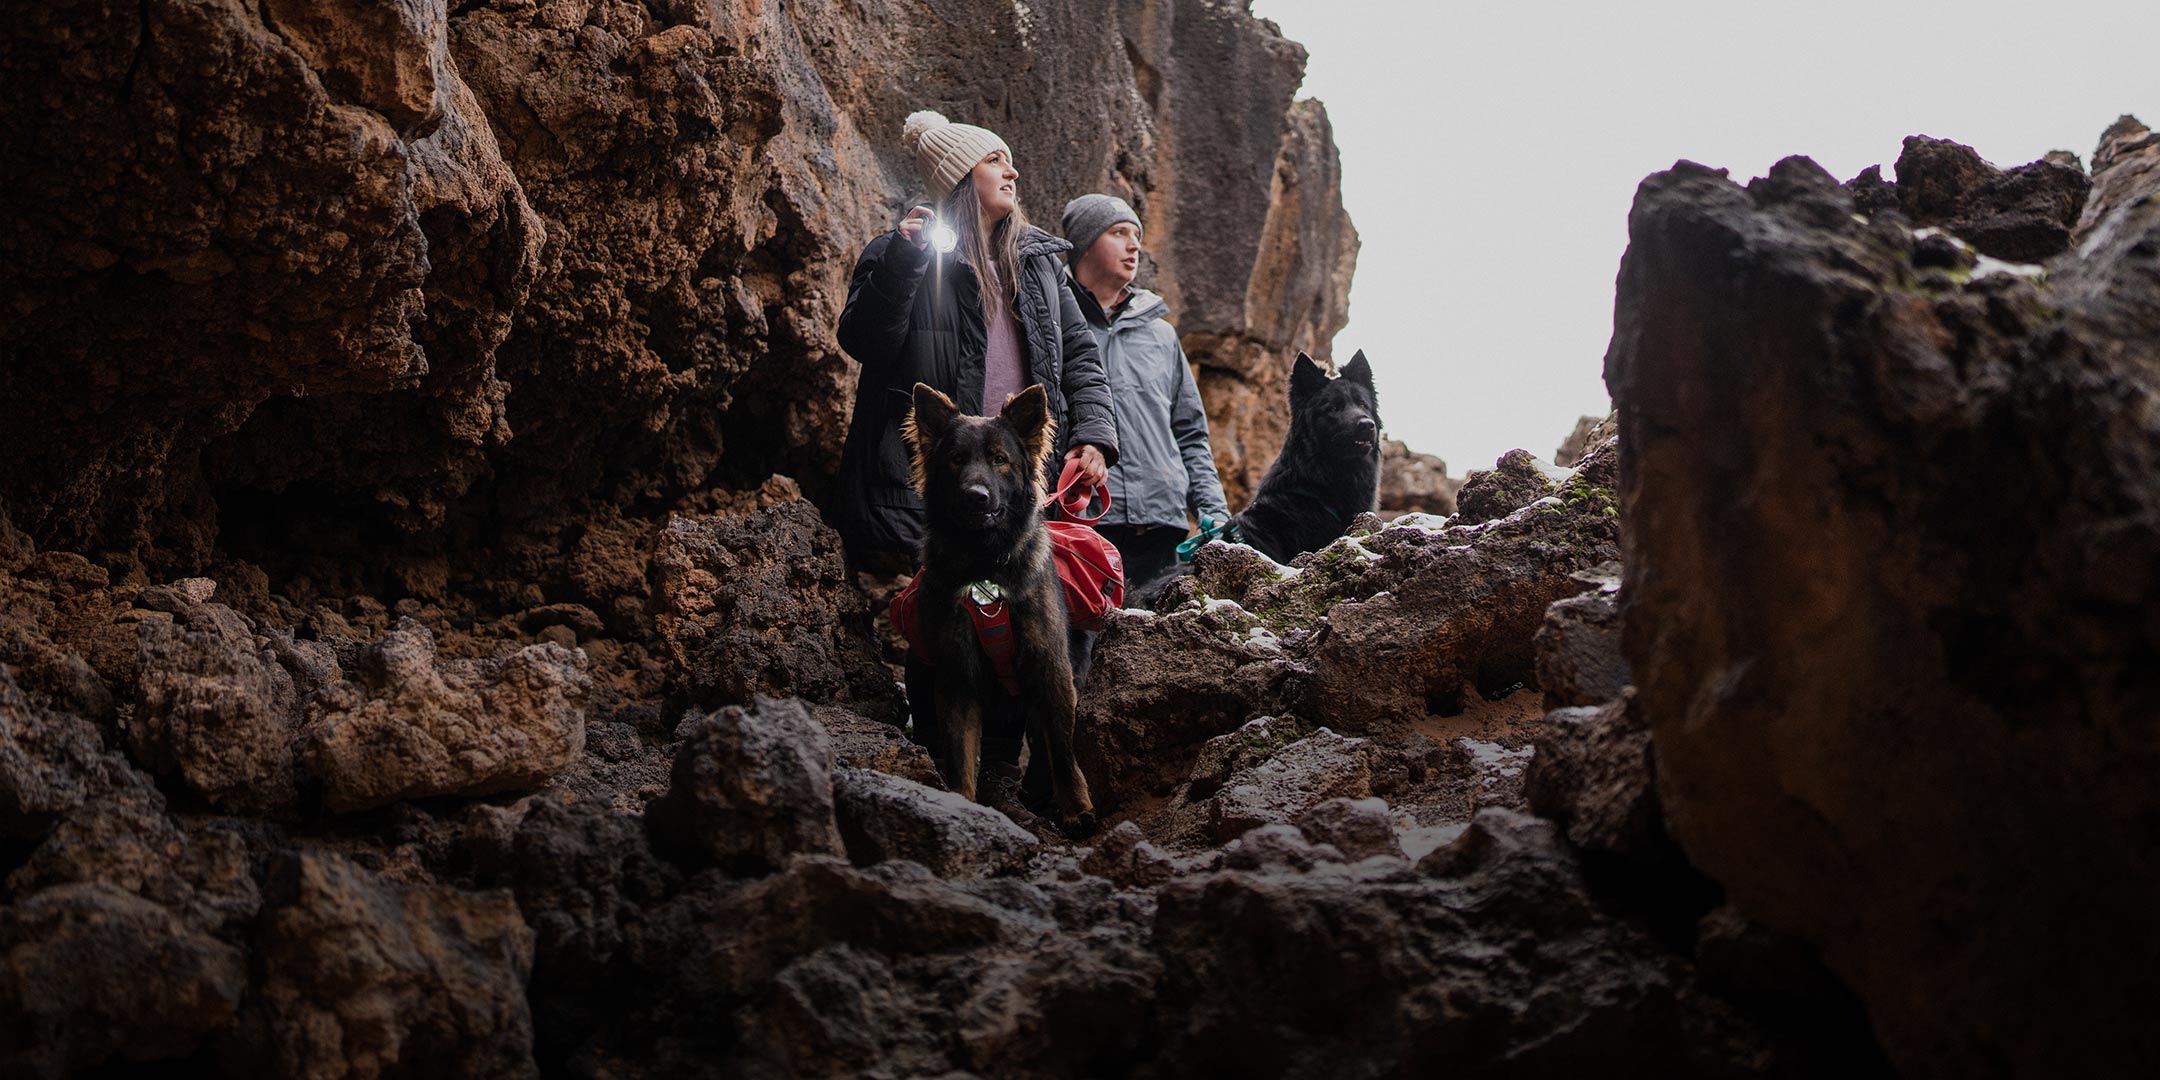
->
[
  {"left": 1530, "top": 455, "right": 1578, "bottom": 486},
  {"left": 1203, "top": 597, "right": 1249, "bottom": 617},
  {"left": 1387, "top": 512, "right": 1453, "bottom": 535},
  {"left": 1456, "top": 737, "right": 1534, "bottom": 783},
  {"left": 1972, "top": 252, "right": 2046, "bottom": 280},
  {"left": 1242, "top": 625, "right": 1281, "bottom": 651}
]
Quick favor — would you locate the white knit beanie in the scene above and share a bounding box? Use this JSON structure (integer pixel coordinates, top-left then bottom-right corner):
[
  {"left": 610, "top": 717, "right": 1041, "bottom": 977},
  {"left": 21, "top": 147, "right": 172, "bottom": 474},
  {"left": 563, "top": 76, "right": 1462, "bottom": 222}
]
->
[{"left": 902, "top": 110, "right": 1012, "bottom": 198}]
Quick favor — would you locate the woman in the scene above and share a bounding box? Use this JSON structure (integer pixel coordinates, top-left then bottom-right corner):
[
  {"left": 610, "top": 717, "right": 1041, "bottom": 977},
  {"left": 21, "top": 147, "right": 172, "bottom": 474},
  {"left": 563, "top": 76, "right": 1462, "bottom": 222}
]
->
[
  {"left": 833, "top": 110, "right": 1118, "bottom": 807},
  {"left": 833, "top": 110, "right": 1118, "bottom": 571}
]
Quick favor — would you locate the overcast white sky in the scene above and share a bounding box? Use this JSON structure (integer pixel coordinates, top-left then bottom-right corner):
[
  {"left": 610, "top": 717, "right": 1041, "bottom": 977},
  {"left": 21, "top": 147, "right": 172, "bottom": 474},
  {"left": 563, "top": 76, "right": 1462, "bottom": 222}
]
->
[{"left": 1249, "top": 0, "right": 2160, "bottom": 473}]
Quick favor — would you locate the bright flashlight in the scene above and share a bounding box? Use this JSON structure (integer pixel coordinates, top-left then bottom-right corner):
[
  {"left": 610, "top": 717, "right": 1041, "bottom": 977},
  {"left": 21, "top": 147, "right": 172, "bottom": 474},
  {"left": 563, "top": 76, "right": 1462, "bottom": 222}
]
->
[{"left": 929, "top": 221, "right": 959, "bottom": 254}]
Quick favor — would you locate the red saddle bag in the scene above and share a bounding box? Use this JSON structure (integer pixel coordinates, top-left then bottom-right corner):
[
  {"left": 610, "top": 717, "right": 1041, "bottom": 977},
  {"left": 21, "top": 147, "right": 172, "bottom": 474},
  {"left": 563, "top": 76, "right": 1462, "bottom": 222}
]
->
[{"left": 890, "top": 462, "right": 1125, "bottom": 684}]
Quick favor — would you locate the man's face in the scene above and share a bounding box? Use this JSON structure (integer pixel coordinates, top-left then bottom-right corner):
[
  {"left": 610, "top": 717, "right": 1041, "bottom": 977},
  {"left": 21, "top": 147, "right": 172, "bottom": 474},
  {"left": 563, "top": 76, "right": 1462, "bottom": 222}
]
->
[{"left": 1081, "top": 221, "right": 1142, "bottom": 292}]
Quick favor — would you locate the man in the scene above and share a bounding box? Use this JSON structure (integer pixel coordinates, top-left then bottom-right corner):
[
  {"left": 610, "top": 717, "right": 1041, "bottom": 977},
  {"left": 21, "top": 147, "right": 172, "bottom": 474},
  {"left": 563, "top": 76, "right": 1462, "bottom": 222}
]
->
[{"left": 1060, "top": 194, "right": 1231, "bottom": 592}]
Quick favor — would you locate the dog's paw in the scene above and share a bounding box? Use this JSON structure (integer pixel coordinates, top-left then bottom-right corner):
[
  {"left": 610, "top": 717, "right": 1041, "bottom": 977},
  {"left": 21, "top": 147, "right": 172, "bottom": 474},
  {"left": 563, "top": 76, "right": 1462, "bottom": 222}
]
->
[{"left": 1054, "top": 810, "right": 1099, "bottom": 840}]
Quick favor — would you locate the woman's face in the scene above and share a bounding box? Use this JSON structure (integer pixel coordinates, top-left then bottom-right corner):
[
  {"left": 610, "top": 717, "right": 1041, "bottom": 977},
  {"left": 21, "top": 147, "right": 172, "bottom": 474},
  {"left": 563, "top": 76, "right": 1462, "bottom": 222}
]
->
[{"left": 971, "top": 150, "right": 1019, "bottom": 222}]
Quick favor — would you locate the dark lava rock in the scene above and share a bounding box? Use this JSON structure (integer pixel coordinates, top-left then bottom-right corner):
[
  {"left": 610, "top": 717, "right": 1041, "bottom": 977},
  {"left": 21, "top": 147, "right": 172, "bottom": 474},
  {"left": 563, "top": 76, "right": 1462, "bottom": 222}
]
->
[
  {"left": 1606, "top": 125, "right": 2160, "bottom": 1074},
  {"left": 0, "top": 883, "right": 248, "bottom": 1079},
  {"left": 1455, "top": 448, "right": 1563, "bottom": 523},
  {"left": 833, "top": 766, "right": 1039, "bottom": 878},
  {"left": 1534, "top": 561, "right": 1629, "bottom": 710},
  {"left": 1525, "top": 692, "right": 1661, "bottom": 858},
  {"left": 230, "top": 850, "right": 538, "bottom": 1078},
  {"left": 652, "top": 500, "right": 902, "bottom": 722},
  {"left": 1889, "top": 135, "right": 2089, "bottom": 262},
  {"left": 1153, "top": 809, "right": 1775, "bottom": 1077},
  {"left": 646, "top": 697, "right": 845, "bottom": 873}
]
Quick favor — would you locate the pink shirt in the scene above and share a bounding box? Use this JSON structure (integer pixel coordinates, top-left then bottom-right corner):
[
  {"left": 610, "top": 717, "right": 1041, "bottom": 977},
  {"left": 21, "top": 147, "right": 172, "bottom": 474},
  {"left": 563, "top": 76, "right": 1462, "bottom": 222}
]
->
[{"left": 980, "top": 269, "right": 1027, "bottom": 409}]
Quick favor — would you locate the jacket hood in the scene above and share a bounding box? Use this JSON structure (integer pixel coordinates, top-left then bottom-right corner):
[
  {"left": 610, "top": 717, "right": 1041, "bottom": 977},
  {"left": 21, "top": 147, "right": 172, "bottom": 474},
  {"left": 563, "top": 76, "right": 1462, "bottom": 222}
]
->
[
  {"left": 1017, "top": 224, "right": 1072, "bottom": 258},
  {"left": 1112, "top": 287, "right": 1169, "bottom": 327}
]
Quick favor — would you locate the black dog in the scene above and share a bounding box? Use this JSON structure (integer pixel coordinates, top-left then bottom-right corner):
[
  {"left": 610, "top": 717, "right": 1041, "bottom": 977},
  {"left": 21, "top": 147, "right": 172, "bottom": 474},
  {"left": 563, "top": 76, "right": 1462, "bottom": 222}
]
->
[
  {"left": 1232, "top": 350, "right": 1382, "bottom": 563},
  {"left": 902, "top": 382, "right": 1095, "bottom": 833}
]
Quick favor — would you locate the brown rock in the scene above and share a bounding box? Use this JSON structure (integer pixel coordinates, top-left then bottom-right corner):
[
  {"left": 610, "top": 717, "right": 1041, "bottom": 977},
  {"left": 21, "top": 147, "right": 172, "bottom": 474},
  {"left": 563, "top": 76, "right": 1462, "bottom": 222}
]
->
[
  {"left": 233, "top": 850, "right": 538, "bottom": 1079},
  {"left": 1605, "top": 133, "right": 2160, "bottom": 1074},
  {"left": 1454, "top": 448, "right": 1563, "bottom": 523},
  {"left": 131, "top": 596, "right": 303, "bottom": 812},
  {"left": 0, "top": 884, "right": 248, "bottom": 1079},
  {"left": 1524, "top": 693, "right": 1661, "bottom": 858},
  {"left": 832, "top": 767, "right": 1040, "bottom": 878},
  {"left": 1534, "top": 562, "right": 1629, "bottom": 710},
  {"left": 652, "top": 500, "right": 901, "bottom": 721},
  {"left": 1888, "top": 135, "right": 2089, "bottom": 262},
  {"left": 1376, "top": 437, "right": 1459, "bottom": 516},
  {"left": 0, "top": 667, "right": 135, "bottom": 838},
  {"left": 1554, "top": 413, "right": 1616, "bottom": 467},
  {"left": 645, "top": 697, "right": 845, "bottom": 873},
  {"left": 298, "top": 620, "right": 591, "bottom": 811}
]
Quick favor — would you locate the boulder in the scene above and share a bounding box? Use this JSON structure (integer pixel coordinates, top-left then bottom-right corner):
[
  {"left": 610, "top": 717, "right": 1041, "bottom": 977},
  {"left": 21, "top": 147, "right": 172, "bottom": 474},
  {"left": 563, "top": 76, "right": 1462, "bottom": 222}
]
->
[
  {"left": 233, "top": 851, "right": 538, "bottom": 1079},
  {"left": 298, "top": 619, "right": 590, "bottom": 811},
  {"left": 1294, "top": 796, "right": 1405, "bottom": 862},
  {"left": 832, "top": 767, "right": 1039, "bottom": 878},
  {"left": 0, "top": 884, "right": 248, "bottom": 1079},
  {"left": 1533, "top": 562, "right": 1629, "bottom": 710},
  {"left": 652, "top": 501, "right": 902, "bottom": 721},
  {"left": 645, "top": 698, "right": 845, "bottom": 872},
  {"left": 130, "top": 596, "right": 303, "bottom": 812},
  {"left": 1606, "top": 132, "right": 2160, "bottom": 1074}
]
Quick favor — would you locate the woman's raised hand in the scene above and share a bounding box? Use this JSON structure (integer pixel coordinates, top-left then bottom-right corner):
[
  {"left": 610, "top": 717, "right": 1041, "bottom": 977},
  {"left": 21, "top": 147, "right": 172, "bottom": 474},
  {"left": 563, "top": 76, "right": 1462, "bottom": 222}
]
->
[{"left": 897, "top": 205, "right": 934, "bottom": 250}]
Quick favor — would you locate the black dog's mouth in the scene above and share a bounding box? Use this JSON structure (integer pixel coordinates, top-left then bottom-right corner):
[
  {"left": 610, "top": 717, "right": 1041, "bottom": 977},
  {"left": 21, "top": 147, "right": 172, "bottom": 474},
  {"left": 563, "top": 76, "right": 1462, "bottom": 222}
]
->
[
  {"left": 969, "top": 506, "right": 1007, "bottom": 530},
  {"left": 1353, "top": 435, "right": 1377, "bottom": 456}
]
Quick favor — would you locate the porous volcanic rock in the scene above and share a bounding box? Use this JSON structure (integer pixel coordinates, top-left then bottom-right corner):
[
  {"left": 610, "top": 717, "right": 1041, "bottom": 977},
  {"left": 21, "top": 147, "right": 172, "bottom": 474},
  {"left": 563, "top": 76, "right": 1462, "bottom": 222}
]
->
[
  {"left": 1150, "top": 809, "right": 1773, "bottom": 1076},
  {"left": 1, "top": 0, "right": 1353, "bottom": 590},
  {"left": 0, "top": 667, "right": 134, "bottom": 838},
  {"left": 1554, "top": 412, "right": 1616, "bottom": 467},
  {"left": 231, "top": 850, "right": 539, "bottom": 1079},
  {"left": 1877, "top": 135, "right": 2089, "bottom": 262},
  {"left": 1525, "top": 692, "right": 1662, "bottom": 859},
  {"left": 645, "top": 697, "right": 845, "bottom": 873},
  {"left": 832, "top": 767, "right": 1040, "bottom": 878},
  {"left": 298, "top": 619, "right": 591, "bottom": 811},
  {"left": 1534, "top": 560, "right": 1629, "bottom": 710},
  {"left": 1606, "top": 123, "right": 2160, "bottom": 1074},
  {"left": 1081, "top": 441, "right": 1620, "bottom": 808},
  {"left": 1377, "top": 437, "right": 1459, "bottom": 516},
  {"left": 0, "top": 883, "right": 248, "bottom": 1079},
  {"left": 130, "top": 594, "right": 305, "bottom": 813},
  {"left": 1454, "top": 447, "right": 1566, "bottom": 523},
  {"left": 652, "top": 500, "right": 900, "bottom": 720}
]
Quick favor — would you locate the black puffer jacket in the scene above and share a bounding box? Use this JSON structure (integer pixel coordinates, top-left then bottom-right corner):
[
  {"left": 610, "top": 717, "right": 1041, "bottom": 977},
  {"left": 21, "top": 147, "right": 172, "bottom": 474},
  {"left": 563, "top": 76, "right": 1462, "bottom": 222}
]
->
[{"left": 833, "top": 224, "right": 1120, "bottom": 561}]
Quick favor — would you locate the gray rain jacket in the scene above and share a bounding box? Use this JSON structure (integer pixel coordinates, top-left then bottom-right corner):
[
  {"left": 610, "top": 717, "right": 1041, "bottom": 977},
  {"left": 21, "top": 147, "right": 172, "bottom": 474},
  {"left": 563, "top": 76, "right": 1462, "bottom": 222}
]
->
[{"left": 1072, "top": 282, "right": 1229, "bottom": 529}]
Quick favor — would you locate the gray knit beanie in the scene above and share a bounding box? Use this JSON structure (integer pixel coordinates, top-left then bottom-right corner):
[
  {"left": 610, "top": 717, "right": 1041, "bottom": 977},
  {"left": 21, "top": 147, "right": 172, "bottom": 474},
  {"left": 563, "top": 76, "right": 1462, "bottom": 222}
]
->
[
  {"left": 903, "top": 110, "right": 1012, "bottom": 197},
  {"left": 1061, "top": 194, "right": 1142, "bottom": 261}
]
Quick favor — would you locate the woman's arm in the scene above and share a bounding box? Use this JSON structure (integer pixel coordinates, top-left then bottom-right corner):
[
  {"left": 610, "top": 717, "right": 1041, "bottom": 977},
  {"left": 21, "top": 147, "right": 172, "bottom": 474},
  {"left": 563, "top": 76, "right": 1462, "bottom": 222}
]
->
[
  {"left": 1054, "top": 271, "right": 1119, "bottom": 466},
  {"left": 836, "top": 231, "right": 929, "bottom": 370}
]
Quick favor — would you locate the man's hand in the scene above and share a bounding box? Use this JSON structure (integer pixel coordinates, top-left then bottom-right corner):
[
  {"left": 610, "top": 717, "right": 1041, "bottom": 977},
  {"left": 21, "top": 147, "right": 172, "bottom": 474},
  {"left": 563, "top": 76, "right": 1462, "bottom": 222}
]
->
[{"left": 1065, "top": 444, "right": 1107, "bottom": 488}]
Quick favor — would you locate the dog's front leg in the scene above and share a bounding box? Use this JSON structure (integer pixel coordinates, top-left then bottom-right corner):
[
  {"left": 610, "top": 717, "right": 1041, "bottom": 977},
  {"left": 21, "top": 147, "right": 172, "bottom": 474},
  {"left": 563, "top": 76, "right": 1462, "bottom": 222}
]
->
[
  {"left": 1014, "top": 600, "right": 1095, "bottom": 833},
  {"left": 933, "top": 666, "right": 984, "bottom": 802}
]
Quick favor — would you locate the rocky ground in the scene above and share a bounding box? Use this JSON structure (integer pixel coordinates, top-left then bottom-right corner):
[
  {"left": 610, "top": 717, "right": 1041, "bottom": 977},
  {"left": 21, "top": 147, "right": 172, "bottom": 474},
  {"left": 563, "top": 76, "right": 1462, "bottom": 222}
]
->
[{"left": 5, "top": 1, "right": 2157, "bottom": 1076}]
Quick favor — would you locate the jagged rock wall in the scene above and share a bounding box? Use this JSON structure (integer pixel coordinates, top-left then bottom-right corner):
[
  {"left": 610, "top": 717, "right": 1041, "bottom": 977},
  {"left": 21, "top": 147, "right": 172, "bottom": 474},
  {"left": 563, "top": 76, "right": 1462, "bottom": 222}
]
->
[
  {"left": 0, "top": 0, "right": 1353, "bottom": 581},
  {"left": 1606, "top": 117, "right": 2160, "bottom": 1075}
]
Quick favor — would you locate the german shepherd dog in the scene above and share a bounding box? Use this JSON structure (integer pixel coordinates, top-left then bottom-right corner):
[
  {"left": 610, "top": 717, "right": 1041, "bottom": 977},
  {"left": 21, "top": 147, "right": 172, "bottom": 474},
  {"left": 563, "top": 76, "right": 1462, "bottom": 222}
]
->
[
  {"left": 1233, "top": 350, "right": 1382, "bottom": 563},
  {"left": 902, "top": 382, "right": 1095, "bottom": 833}
]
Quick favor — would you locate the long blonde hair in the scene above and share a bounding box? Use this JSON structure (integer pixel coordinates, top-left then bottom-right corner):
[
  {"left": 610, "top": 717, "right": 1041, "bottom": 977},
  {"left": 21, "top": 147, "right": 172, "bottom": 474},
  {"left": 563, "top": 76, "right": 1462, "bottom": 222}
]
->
[{"left": 939, "top": 172, "right": 1029, "bottom": 324}]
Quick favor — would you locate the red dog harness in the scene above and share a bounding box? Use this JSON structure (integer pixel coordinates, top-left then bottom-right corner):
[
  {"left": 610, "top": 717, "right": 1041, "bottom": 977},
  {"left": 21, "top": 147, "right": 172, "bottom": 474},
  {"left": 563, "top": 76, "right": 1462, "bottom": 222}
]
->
[{"left": 891, "top": 462, "right": 1126, "bottom": 696}]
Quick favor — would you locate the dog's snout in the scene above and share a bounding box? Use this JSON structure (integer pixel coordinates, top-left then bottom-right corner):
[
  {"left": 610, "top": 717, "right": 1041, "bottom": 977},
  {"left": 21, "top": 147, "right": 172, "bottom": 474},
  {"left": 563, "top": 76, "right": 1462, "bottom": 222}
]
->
[
  {"left": 1354, "top": 417, "right": 1377, "bottom": 436},
  {"left": 963, "top": 484, "right": 993, "bottom": 509}
]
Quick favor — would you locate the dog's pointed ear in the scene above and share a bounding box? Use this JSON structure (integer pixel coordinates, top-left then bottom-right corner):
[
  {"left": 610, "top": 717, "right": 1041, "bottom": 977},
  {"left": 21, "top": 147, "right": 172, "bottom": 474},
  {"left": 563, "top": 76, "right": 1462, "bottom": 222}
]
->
[
  {"left": 905, "top": 382, "right": 959, "bottom": 451},
  {"left": 1290, "top": 352, "right": 1329, "bottom": 400},
  {"left": 1341, "top": 350, "right": 1375, "bottom": 393},
  {"left": 1000, "top": 383, "right": 1055, "bottom": 464}
]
